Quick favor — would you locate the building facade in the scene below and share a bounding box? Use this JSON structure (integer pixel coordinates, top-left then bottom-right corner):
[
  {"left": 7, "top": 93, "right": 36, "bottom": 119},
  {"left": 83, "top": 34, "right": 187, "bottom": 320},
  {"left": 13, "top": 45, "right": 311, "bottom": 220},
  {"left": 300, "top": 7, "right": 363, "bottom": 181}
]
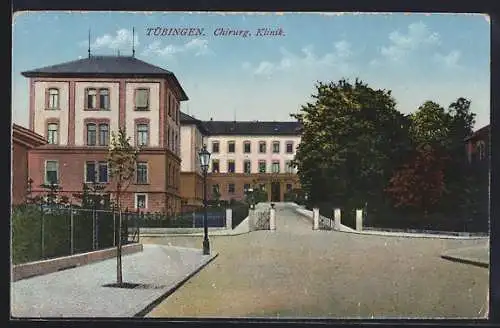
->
[
  {"left": 179, "top": 112, "right": 208, "bottom": 209},
  {"left": 21, "top": 55, "right": 188, "bottom": 213},
  {"left": 202, "top": 120, "right": 302, "bottom": 202},
  {"left": 12, "top": 124, "right": 47, "bottom": 205}
]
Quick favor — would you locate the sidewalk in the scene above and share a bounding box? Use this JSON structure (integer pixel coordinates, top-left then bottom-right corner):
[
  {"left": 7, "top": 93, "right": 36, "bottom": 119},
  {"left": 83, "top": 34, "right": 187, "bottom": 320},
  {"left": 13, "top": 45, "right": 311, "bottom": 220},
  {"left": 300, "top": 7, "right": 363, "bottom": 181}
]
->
[
  {"left": 11, "top": 244, "right": 218, "bottom": 318},
  {"left": 441, "top": 245, "right": 489, "bottom": 268}
]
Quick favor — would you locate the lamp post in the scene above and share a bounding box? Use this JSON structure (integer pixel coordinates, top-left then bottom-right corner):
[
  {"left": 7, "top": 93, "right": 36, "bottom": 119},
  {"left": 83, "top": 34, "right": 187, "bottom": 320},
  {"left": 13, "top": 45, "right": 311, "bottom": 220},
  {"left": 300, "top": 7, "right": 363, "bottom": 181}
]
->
[{"left": 198, "top": 144, "right": 211, "bottom": 255}]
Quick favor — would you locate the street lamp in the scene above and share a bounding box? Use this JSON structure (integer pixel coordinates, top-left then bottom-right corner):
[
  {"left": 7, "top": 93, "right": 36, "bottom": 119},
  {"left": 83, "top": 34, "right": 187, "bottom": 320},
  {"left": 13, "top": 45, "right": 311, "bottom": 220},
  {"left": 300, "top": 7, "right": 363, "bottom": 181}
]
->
[{"left": 198, "top": 144, "right": 211, "bottom": 255}]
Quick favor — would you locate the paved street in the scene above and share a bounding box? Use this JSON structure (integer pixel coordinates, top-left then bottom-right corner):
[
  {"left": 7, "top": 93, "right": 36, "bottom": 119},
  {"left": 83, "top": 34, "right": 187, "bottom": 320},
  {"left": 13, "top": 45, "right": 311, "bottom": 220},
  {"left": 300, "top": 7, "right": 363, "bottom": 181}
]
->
[{"left": 143, "top": 204, "right": 489, "bottom": 319}]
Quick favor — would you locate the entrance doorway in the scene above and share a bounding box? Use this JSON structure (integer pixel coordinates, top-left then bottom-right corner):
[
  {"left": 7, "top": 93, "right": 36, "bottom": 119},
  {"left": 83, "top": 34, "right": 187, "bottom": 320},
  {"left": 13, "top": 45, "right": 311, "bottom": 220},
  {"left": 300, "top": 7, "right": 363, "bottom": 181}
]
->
[{"left": 271, "top": 182, "right": 281, "bottom": 202}]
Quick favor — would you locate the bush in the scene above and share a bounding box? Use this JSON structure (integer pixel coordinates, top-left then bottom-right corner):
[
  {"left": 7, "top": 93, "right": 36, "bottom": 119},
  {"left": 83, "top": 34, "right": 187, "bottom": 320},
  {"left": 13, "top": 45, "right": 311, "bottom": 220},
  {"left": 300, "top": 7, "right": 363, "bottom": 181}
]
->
[
  {"left": 12, "top": 205, "right": 118, "bottom": 265},
  {"left": 12, "top": 205, "right": 42, "bottom": 264}
]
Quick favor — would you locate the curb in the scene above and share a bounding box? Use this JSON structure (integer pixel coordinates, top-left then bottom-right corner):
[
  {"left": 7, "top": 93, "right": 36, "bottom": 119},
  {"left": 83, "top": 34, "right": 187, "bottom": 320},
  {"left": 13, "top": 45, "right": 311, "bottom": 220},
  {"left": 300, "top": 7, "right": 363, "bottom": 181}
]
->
[
  {"left": 440, "top": 254, "right": 489, "bottom": 268},
  {"left": 134, "top": 252, "right": 219, "bottom": 317}
]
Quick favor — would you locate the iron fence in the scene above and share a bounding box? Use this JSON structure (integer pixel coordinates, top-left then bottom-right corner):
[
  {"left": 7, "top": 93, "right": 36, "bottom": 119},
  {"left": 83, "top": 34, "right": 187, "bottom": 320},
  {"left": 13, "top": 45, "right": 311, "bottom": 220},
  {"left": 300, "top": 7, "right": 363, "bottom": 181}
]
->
[
  {"left": 12, "top": 204, "right": 135, "bottom": 265},
  {"left": 129, "top": 210, "right": 227, "bottom": 228}
]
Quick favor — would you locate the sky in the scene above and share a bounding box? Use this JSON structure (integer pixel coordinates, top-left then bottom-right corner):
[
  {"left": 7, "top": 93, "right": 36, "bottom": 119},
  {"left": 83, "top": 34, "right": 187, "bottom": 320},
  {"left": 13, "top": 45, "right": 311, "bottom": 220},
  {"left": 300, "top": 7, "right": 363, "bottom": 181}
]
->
[{"left": 12, "top": 12, "right": 490, "bottom": 129}]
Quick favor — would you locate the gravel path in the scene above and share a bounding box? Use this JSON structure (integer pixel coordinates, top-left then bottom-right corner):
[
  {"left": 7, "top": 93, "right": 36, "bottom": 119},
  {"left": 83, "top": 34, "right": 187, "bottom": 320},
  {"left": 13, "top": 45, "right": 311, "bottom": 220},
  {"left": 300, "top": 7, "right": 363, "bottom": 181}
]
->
[{"left": 142, "top": 205, "right": 489, "bottom": 319}]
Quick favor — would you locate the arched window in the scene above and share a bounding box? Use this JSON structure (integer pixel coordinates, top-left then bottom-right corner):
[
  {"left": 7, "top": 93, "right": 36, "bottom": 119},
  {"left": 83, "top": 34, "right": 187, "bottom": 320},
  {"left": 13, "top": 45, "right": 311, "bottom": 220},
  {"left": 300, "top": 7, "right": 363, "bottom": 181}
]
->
[
  {"left": 47, "top": 123, "right": 59, "bottom": 144},
  {"left": 47, "top": 88, "right": 59, "bottom": 109},
  {"left": 87, "top": 123, "right": 97, "bottom": 146},
  {"left": 99, "top": 123, "right": 109, "bottom": 146}
]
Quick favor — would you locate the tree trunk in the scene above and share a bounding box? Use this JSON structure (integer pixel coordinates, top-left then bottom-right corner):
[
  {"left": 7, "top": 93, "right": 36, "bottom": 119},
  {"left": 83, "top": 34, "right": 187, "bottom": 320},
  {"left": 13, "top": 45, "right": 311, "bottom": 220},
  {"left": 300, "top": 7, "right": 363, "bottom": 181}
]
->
[{"left": 116, "top": 190, "right": 123, "bottom": 285}]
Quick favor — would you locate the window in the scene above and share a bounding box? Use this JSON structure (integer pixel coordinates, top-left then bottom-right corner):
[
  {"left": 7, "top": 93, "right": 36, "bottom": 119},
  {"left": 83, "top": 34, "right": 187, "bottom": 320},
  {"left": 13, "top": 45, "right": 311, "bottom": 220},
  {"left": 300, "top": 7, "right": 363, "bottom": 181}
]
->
[
  {"left": 135, "top": 88, "right": 150, "bottom": 111},
  {"left": 86, "top": 88, "right": 97, "bottom": 109},
  {"left": 286, "top": 184, "right": 293, "bottom": 192},
  {"left": 244, "top": 183, "right": 250, "bottom": 192},
  {"left": 259, "top": 141, "right": 266, "bottom": 153},
  {"left": 243, "top": 160, "right": 251, "bottom": 174},
  {"left": 168, "top": 94, "right": 172, "bottom": 117},
  {"left": 212, "top": 159, "right": 220, "bottom": 173},
  {"left": 212, "top": 141, "right": 220, "bottom": 153},
  {"left": 136, "top": 123, "right": 149, "bottom": 146},
  {"left": 135, "top": 193, "right": 147, "bottom": 209},
  {"left": 286, "top": 141, "right": 294, "bottom": 154},
  {"left": 258, "top": 160, "right": 266, "bottom": 173},
  {"left": 45, "top": 160, "right": 59, "bottom": 184},
  {"left": 47, "top": 123, "right": 59, "bottom": 144},
  {"left": 136, "top": 162, "right": 148, "bottom": 184},
  {"left": 87, "top": 123, "right": 97, "bottom": 146},
  {"left": 228, "top": 160, "right": 235, "bottom": 173},
  {"left": 47, "top": 88, "right": 59, "bottom": 109},
  {"left": 272, "top": 141, "right": 280, "bottom": 153},
  {"left": 99, "top": 124, "right": 109, "bottom": 146},
  {"left": 85, "top": 161, "right": 109, "bottom": 183},
  {"left": 99, "top": 162, "right": 109, "bottom": 183},
  {"left": 85, "top": 162, "right": 96, "bottom": 182},
  {"left": 476, "top": 141, "right": 486, "bottom": 161},
  {"left": 272, "top": 161, "right": 280, "bottom": 173},
  {"left": 259, "top": 184, "right": 266, "bottom": 191},
  {"left": 99, "top": 89, "right": 110, "bottom": 110},
  {"left": 212, "top": 184, "right": 220, "bottom": 195},
  {"left": 243, "top": 141, "right": 251, "bottom": 153},
  {"left": 175, "top": 134, "right": 178, "bottom": 153},
  {"left": 228, "top": 183, "right": 235, "bottom": 194},
  {"left": 228, "top": 141, "right": 235, "bottom": 153},
  {"left": 285, "top": 160, "right": 294, "bottom": 173}
]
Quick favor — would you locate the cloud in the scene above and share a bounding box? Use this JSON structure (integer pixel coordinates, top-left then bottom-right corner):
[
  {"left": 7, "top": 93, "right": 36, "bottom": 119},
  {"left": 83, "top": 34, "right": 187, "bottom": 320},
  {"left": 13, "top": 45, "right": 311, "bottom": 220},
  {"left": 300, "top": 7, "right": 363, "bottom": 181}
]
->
[
  {"left": 433, "top": 50, "right": 461, "bottom": 68},
  {"left": 242, "top": 40, "right": 353, "bottom": 77},
  {"left": 378, "top": 21, "right": 440, "bottom": 62},
  {"left": 79, "top": 28, "right": 139, "bottom": 51},
  {"left": 141, "top": 38, "right": 212, "bottom": 58}
]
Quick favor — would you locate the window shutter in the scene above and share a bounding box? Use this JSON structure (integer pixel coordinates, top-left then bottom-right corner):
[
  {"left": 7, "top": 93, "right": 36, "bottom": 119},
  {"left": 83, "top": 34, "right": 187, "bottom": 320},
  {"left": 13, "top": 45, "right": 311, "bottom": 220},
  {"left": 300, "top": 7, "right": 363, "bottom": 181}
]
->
[{"left": 136, "top": 89, "right": 149, "bottom": 108}]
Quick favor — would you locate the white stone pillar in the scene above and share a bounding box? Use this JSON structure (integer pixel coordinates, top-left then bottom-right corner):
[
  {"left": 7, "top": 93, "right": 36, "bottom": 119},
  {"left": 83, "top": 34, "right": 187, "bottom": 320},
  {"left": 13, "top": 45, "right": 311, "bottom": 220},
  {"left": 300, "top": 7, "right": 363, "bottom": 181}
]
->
[
  {"left": 313, "top": 208, "right": 320, "bottom": 230},
  {"left": 334, "top": 208, "right": 341, "bottom": 231},
  {"left": 270, "top": 207, "right": 276, "bottom": 230},
  {"left": 225, "top": 208, "right": 233, "bottom": 230},
  {"left": 248, "top": 209, "right": 255, "bottom": 231},
  {"left": 356, "top": 209, "right": 363, "bottom": 231}
]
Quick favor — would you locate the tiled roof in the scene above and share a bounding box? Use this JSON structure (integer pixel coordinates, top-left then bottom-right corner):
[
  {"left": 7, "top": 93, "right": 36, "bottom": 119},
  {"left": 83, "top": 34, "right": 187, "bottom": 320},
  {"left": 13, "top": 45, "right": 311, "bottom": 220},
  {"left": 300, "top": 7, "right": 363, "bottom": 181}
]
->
[
  {"left": 180, "top": 112, "right": 198, "bottom": 123},
  {"left": 21, "top": 55, "right": 188, "bottom": 100},
  {"left": 12, "top": 124, "right": 47, "bottom": 148},
  {"left": 180, "top": 112, "right": 209, "bottom": 134},
  {"left": 465, "top": 124, "right": 490, "bottom": 141},
  {"left": 201, "top": 120, "right": 302, "bottom": 136}
]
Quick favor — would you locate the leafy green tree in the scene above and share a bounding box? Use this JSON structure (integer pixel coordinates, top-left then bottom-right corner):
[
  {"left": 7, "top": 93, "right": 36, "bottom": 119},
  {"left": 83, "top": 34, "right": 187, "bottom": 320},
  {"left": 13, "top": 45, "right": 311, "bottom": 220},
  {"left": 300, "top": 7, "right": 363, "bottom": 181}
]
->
[
  {"left": 410, "top": 101, "right": 451, "bottom": 149},
  {"left": 107, "top": 128, "right": 140, "bottom": 285},
  {"left": 291, "top": 78, "right": 412, "bottom": 208}
]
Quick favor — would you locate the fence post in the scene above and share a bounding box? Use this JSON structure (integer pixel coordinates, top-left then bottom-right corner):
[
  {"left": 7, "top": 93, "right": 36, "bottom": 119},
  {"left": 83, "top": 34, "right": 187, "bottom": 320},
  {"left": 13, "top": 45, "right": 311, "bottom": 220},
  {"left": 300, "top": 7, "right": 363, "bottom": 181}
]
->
[
  {"left": 225, "top": 208, "right": 233, "bottom": 229},
  {"left": 269, "top": 204, "right": 276, "bottom": 230},
  {"left": 92, "top": 206, "right": 96, "bottom": 250},
  {"left": 96, "top": 209, "right": 100, "bottom": 249},
  {"left": 356, "top": 209, "right": 363, "bottom": 232},
  {"left": 192, "top": 211, "right": 196, "bottom": 228},
  {"left": 112, "top": 206, "right": 116, "bottom": 247},
  {"left": 334, "top": 208, "right": 341, "bottom": 231},
  {"left": 40, "top": 203, "right": 45, "bottom": 259},
  {"left": 70, "top": 204, "right": 74, "bottom": 255},
  {"left": 313, "top": 208, "right": 320, "bottom": 230}
]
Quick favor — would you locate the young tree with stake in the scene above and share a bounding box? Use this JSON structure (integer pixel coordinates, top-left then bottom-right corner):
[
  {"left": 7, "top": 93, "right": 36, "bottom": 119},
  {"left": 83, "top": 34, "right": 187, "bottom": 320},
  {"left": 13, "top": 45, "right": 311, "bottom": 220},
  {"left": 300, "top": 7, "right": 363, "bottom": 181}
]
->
[{"left": 107, "top": 128, "right": 140, "bottom": 285}]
